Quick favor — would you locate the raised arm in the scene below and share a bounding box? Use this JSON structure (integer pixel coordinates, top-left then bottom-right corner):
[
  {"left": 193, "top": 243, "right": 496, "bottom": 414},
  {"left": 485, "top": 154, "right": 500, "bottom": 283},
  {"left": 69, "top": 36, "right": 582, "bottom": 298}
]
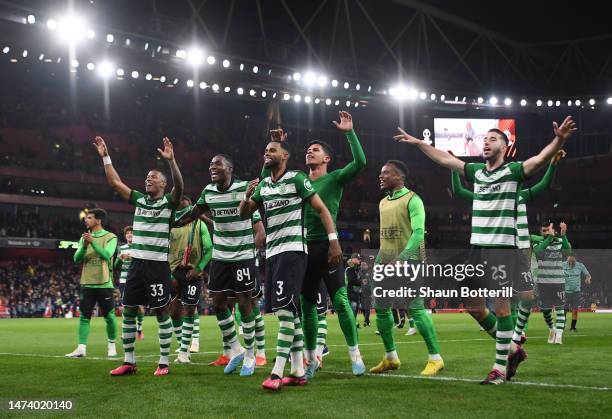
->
[
  {"left": 451, "top": 170, "right": 474, "bottom": 201},
  {"left": 523, "top": 117, "right": 576, "bottom": 177},
  {"left": 93, "top": 136, "right": 131, "bottom": 201},
  {"left": 559, "top": 222, "right": 572, "bottom": 256},
  {"left": 157, "top": 137, "right": 184, "bottom": 205},
  {"left": 73, "top": 237, "right": 86, "bottom": 264},
  {"left": 394, "top": 128, "right": 466, "bottom": 174},
  {"left": 175, "top": 203, "right": 206, "bottom": 228},
  {"left": 308, "top": 193, "right": 343, "bottom": 265},
  {"left": 333, "top": 111, "right": 367, "bottom": 183},
  {"left": 525, "top": 150, "right": 565, "bottom": 201}
]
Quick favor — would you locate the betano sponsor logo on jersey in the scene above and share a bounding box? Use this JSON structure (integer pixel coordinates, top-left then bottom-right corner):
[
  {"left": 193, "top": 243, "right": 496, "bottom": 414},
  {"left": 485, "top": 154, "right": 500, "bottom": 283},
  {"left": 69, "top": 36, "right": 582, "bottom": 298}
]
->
[{"left": 265, "top": 199, "right": 291, "bottom": 211}]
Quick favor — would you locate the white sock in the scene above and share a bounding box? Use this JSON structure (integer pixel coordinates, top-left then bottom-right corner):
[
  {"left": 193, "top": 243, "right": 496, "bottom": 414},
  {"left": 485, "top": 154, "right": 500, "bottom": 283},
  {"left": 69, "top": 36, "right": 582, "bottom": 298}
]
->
[
  {"left": 159, "top": 355, "right": 169, "bottom": 366},
  {"left": 428, "top": 353, "right": 442, "bottom": 361},
  {"left": 306, "top": 349, "right": 317, "bottom": 361},
  {"left": 348, "top": 345, "right": 361, "bottom": 362},
  {"left": 230, "top": 339, "right": 244, "bottom": 356},
  {"left": 272, "top": 356, "right": 288, "bottom": 378},
  {"left": 316, "top": 344, "right": 325, "bottom": 358},
  {"left": 386, "top": 350, "right": 398, "bottom": 360},
  {"left": 290, "top": 350, "right": 305, "bottom": 377},
  {"left": 256, "top": 348, "right": 266, "bottom": 357},
  {"left": 124, "top": 351, "right": 135, "bottom": 364},
  {"left": 78, "top": 344, "right": 86, "bottom": 352}
]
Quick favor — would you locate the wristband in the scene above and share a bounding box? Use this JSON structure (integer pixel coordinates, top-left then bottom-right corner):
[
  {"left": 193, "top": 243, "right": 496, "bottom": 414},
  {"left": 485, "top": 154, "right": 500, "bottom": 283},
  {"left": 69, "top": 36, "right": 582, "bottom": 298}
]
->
[
  {"left": 102, "top": 155, "right": 112, "bottom": 165},
  {"left": 328, "top": 233, "right": 338, "bottom": 241}
]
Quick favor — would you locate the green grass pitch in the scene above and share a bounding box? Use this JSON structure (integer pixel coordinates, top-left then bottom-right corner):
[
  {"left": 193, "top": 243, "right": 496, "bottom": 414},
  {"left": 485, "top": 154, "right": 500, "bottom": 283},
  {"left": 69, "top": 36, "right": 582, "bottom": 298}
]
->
[{"left": 1, "top": 313, "right": 611, "bottom": 418}]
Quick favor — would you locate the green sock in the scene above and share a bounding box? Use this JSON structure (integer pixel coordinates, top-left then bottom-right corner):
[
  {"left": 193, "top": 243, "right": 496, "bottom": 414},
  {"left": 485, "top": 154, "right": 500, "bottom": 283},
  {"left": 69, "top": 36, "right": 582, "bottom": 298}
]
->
[
  {"left": 316, "top": 314, "right": 327, "bottom": 350},
  {"left": 478, "top": 311, "right": 497, "bottom": 338},
  {"left": 157, "top": 314, "right": 172, "bottom": 366},
  {"left": 375, "top": 308, "right": 395, "bottom": 352},
  {"left": 512, "top": 299, "right": 532, "bottom": 343},
  {"left": 300, "top": 295, "right": 319, "bottom": 351},
  {"left": 234, "top": 303, "right": 241, "bottom": 326},
  {"left": 172, "top": 317, "right": 183, "bottom": 345},
  {"left": 542, "top": 309, "right": 554, "bottom": 329},
  {"left": 122, "top": 308, "right": 138, "bottom": 364},
  {"left": 332, "top": 287, "right": 359, "bottom": 346},
  {"left": 409, "top": 303, "right": 440, "bottom": 355},
  {"left": 252, "top": 305, "right": 266, "bottom": 355},
  {"left": 136, "top": 310, "right": 144, "bottom": 332},
  {"left": 78, "top": 316, "right": 91, "bottom": 345},
  {"left": 216, "top": 308, "right": 238, "bottom": 353},
  {"left": 493, "top": 315, "right": 513, "bottom": 374},
  {"left": 192, "top": 311, "right": 200, "bottom": 340},
  {"left": 104, "top": 311, "right": 117, "bottom": 342},
  {"left": 241, "top": 311, "right": 257, "bottom": 351}
]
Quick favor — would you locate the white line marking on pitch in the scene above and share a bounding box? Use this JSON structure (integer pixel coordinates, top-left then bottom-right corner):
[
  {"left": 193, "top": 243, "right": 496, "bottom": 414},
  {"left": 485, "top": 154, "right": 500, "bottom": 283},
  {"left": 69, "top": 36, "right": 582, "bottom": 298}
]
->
[{"left": 321, "top": 370, "right": 611, "bottom": 391}]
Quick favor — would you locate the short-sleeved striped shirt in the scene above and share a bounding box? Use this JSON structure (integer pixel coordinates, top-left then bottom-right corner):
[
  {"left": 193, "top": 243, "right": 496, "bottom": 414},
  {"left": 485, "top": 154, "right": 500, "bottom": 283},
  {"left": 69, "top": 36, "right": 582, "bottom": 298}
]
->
[
  {"left": 197, "top": 179, "right": 260, "bottom": 262},
  {"left": 464, "top": 162, "right": 524, "bottom": 247},
  {"left": 534, "top": 236, "right": 565, "bottom": 284},
  {"left": 252, "top": 170, "right": 315, "bottom": 258},
  {"left": 129, "top": 190, "right": 177, "bottom": 261},
  {"left": 117, "top": 243, "right": 132, "bottom": 284}
]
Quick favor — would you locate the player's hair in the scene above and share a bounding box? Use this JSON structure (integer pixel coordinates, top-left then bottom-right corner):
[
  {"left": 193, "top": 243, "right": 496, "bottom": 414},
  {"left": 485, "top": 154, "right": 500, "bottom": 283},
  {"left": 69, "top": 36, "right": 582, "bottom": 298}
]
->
[
  {"left": 270, "top": 139, "right": 291, "bottom": 156},
  {"left": 488, "top": 128, "right": 509, "bottom": 145},
  {"left": 149, "top": 169, "right": 167, "bottom": 182},
  {"left": 123, "top": 225, "right": 133, "bottom": 236},
  {"left": 88, "top": 208, "right": 107, "bottom": 223},
  {"left": 214, "top": 154, "right": 234, "bottom": 168},
  {"left": 385, "top": 160, "right": 408, "bottom": 180},
  {"left": 181, "top": 195, "right": 192, "bottom": 203},
  {"left": 307, "top": 140, "right": 334, "bottom": 159}
]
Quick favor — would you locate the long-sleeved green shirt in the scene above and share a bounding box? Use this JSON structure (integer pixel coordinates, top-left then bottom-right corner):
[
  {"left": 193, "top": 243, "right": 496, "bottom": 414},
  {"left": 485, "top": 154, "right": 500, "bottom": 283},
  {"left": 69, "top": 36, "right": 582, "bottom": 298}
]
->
[
  {"left": 73, "top": 229, "right": 117, "bottom": 288},
  {"left": 261, "top": 129, "right": 366, "bottom": 241}
]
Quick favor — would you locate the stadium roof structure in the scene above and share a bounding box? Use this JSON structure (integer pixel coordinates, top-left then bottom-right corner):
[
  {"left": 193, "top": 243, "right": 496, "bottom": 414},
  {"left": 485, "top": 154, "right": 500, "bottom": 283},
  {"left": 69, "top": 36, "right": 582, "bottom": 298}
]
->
[{"left": 1, "top": 0, "right": 611, "bottom": 102}]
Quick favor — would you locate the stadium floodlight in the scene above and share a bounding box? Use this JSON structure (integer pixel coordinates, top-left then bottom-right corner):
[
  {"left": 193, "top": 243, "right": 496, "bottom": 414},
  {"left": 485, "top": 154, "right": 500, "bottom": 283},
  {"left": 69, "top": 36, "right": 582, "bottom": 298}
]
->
[
  {"left": 47, "top": 19, "right": 57, "bottom": 30},
  {"left": 239, "top": 63, "right": 244, "bottom": 71},
  {"left": 419, "top": 91, "right": 427, "bottom": 100},
  {"left": 173, "top": 78, "right": 179, "bottom": 85},
  {"left": 354, "top": 102, "right": 359, "bottom": 107},
  {"left": 555, "top": 100, "right": 561, "bottom": 107},
  {"left": 567, "top": 100, "right": 573, "bottom": 107},
  {"left": 187, "top": 48, "right": 204, "bottom": 66},
  {"left": 199, "top": 82, "right": 207, "bottom": 89},
  {"left": 389, "top": 85, "right": 407, "bottom": 101},
  {"left": 70, "top": 59, "right": 79, "bottom": 68},
  {"left": 176, "top": 49, "right": 186, "bottom": 58},
  {"left": 272, "top": 92, "right": 277, "bottom": 98},
  {"left": 589, "top": 98, "right": 596, "bottom": 105},
  {"left": 237, "top": 87, "right": 244, "bottom": 95},
  {"left": 304, "top": 96, "right": 312, "bottom": 103},
  {"left": 2, "top": 46, "right": 9, "bottom": 53},
  {"left": 186, "top": 79, "right": 194, "bottom": 87},
  {"left": 249, "top": 89, "right": 256, "bottom": 97},
  {"left": 334, "top": 99, "right": 340, "bottom": 106},
  {"left": 294, "top": 94, "right": 302, "bottom": 102},
  {"left": 22, "top": 49, "right": 28, "bottom": 57},
  {"left": 331, "top": 79, "right": 338, "bottom": 87},
  {"left": 368, "top": 85, "right": 372, "bottom": 92},
  {"left": 575, "top": 99, "right": 581, "bottom": 106},
  {"left": 504, "top": 98, "right": 512, "bottom": 106},
  {"left": 261, "top": 91, "right": 267, "bottom": 98},
  {"left": 304, "top": 72, "right": 316, "bottom": 86},
  {"left": 355, "top": 83, "right": 361, "bottom": 91},
  {"left": 144, "top": 42, "right": 149, "bottom": 50},
  {"left": 222, "top": 59, "right": 230, "bottom": 68},
  {"left": 252, "top": 65, "right": 259, "bottom": 73},
  {"left": 27, "top": 14, "right": 35, "bottom": 24},
  {"left": 547, "top": 100, "right": 553, "bottom": 107},
  {"left": 408, "top": 88, "right": 419, "bottom": 100},
  {"left": 106, "top": 33, "right": 114, "bottom": 43},
  {"left": 430, "top": 93, "right": 436, "bottom": 101},
  {"left": 317, "top": 75, "right": 328, "bottom": 87},
  {"left": 520, "top": 99, "right": 527, "bottom": 106},
  {"left": 125, "top": 38, "right": 131, "bottom": 47},
  {"left": 345, "top": 100, "right": 351, "bottom": 107},
  {"left": 207, "top": 56, "right": 216, "bottom": 65},
  {"left": 38, "top": 53, "right": 44, "bottom": 61},
  {"left": 57, "top": 15, "right": 87, "bottom": 43},
  {"left": 86, "top": 29, "right": 95, "bottom": 39},
  {"left": 115, "top": 68, "right": 125, "bottom": 76},
  {"left": 224, "top": 86, "right": 231, "bottom": 93},
  {"left": 536, "top": 99, "right": 542, "bottom": 106},
  {"left": 325, "top": 98, "right": 332, "bottom": 105},
  {"left": 343, "top": 82, "right": 349, "bottom": 89},
  {"left": 489, "top": 96, "right": 498, "bottom": 105},
  {"left": 97, "top": 61, "right": 114, "bottom": 78},
  {"left": 314, "top": 98, "right": 320, "bottom": 104},
  {"left": 282, "top": 93, "right": 291, "bottom": 100},
  {"left": 159, "top": 75, "right": 166, "bottom": 83},
  {"left": 212, "top": 83, "right": 219, "bottom": 92},
  {"left": 607, "top": 97, "right": 612, "bottom": 105},
  {"left": 143, "top": 73, "right": 151, "bottom": 80},
  {"left": 86, "top": 62, "right": 94, "bottom": 70},
  {"left": 292, "top": 72, "right": 301, "bottom": 81}
]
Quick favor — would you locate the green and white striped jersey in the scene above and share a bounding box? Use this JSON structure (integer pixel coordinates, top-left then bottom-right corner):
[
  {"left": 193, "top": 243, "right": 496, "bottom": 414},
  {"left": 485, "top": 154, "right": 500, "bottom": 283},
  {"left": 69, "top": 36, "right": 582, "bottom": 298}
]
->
[
  {"left": 533, "top": 236, "right": 565, "bottom": 284},
  {"left": 197, "top": 179, "right": 262, "bottom": 262},
  {"left": 117, "top": 243, "right": 132, "bottom": 284},
  {"left": 464, "top": 162, "right": 524, "bottom": 247},
  {"left": 129, "top": 190, "right": 177, "bottom": 262},
  {"left": 252, "top": 170, "right": 315, "bottom": 258},
  {"left": 516, "top": 199, "right": 530, "bottom": 249}
]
